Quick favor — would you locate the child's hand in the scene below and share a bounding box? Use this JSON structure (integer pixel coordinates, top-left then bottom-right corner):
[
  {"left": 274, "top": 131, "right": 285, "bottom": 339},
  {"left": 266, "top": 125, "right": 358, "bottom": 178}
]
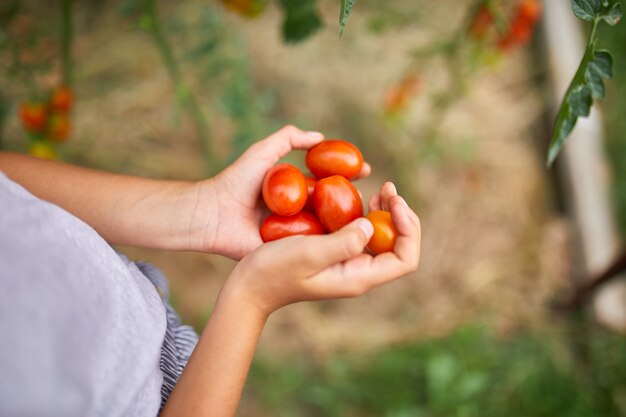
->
[
  {"left": 193, "top": 125, "right": 371, "bottom": 259},
  {"left": 219, "top": 183, "right": 420, "bottom": 316}
]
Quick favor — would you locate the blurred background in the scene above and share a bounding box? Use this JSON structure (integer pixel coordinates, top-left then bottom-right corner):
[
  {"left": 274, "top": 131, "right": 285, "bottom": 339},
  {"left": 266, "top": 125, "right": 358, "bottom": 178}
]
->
[{"left": 1, "top": 0, "right": 625, "bottom": 416}]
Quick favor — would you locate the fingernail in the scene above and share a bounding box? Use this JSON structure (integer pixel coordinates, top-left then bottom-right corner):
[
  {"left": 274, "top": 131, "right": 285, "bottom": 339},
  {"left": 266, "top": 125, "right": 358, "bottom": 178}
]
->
[
  {"left": 358, "top": 219, "right": 374, "bottom": 239},
  {"left": 390, "top": 183, "right": 397, "bottom": 195},
  {"left": 399, "top": 196, "right": 408, "bottom": 207},
  {"left": 307, "top": 131, "right": 324, "bottom": 139}
]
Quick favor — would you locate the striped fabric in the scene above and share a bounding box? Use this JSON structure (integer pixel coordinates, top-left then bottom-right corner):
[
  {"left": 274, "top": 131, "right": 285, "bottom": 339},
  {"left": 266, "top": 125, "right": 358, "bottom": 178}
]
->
[{"left": 135, "top": 262, "right": 199, "bottom": 412}]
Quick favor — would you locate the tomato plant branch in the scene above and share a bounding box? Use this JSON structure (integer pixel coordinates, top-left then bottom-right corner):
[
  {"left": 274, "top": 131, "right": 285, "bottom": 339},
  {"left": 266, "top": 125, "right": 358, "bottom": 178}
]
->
[
  {"left": 61, "top": 0, "right": 74, "bottom": 86},
  {"left": 554, "top": 249, "right": 626, "bottom": 311},
  {"left": 143, "top": 0, "right": 217, "bottom": 173}
]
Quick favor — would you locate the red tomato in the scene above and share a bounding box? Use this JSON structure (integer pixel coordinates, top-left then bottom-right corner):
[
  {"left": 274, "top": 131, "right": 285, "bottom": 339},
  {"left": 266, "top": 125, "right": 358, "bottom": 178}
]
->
[
  {"left": 518, "top": 0, "right": 542, "bottom": 23},
  {"left": 304, "top": 176, "right": 317, "bottom": 211},
  {"left": 48, "top": 114, "right": 71, "bottom": 143},
  {"left": 49, "top": 86, "right": 73, "bottom": 113},
  {"left": 19, "top": 102, "right": 47, "bottom": 133},
  {"left": 260, "top": 211, "right": 325, "bottom": 242},
  {"left": 262, "top": 163, "right": 307, "bottom": 216},
  {"left": 306, "top": 139, "right": 364, "bottom": 180},
  {"left": 366, "top": 210, "right": 398, "bottom": 254},
  {"left": 313, "top": 175, "right": 363, "bottom": 232}
]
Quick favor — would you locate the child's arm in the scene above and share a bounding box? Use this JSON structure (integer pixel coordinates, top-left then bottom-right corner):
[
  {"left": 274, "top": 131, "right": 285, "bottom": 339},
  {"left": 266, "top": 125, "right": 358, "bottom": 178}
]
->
[
  {"left": 161, "top": 183, "right": 421, "bottom": 417},
  {"left": 0, "top": 125, "right": 370, "bottom": 258},
  {"left": 0, "top": 151, "right": 200, "bottom": 251}
]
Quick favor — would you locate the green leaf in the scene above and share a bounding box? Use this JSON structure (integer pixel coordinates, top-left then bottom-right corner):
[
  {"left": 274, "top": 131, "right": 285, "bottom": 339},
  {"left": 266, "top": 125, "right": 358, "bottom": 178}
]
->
[
  {"left": 279, "top": 0, "right": 322, "bottom": 43},
  {"left": 568, "top": 85, "right": 593, "bottom": 116},
  {"left": 547, "top": 44, "right": 615, "bottom": 165},
  {"left": 339, "top": 0, "right": 359, "bottom": 35},
  {"left": 585, "top": 50, "right": 613, "bottom": 98},
  {"left": 571, "top": 0, "right": 602, "bottom": 21},
  {"left": 599, "top": 2, "right": 623, "bottom": 25}
]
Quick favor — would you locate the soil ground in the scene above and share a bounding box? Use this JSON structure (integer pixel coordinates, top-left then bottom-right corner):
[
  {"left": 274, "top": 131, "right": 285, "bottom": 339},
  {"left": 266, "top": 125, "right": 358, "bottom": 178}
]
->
[{"left": 3, "top": 0, "right": 571, "bottom": 358}]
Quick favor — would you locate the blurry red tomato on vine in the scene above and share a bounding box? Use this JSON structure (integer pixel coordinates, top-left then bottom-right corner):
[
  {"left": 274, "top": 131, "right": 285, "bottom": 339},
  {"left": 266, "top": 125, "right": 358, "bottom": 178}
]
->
[
  {"left": 221, "top": 0, "right": 267, "bottom": 18},
  {"left": 19, "top": 102, "right": 47, "bottom": 133},
  {"left": 384, "top": 72, "right": 422, "bottom": 116},
  {"left": 49, "top": 86, "right": 73, "bottom": 113},
  {"left": 48, "top": 114, "right": 71, "bottom": 143},
  {"left": 468, "top": 5, "right": 494, "bottom": 40},
  {"left": 498, "top": 0, "right": 542, "bottom": 51}
]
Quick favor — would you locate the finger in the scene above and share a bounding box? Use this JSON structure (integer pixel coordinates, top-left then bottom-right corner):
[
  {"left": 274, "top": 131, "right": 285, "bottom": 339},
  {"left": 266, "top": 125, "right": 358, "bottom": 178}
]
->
[
  {"left": 388, "top": 194, "right": 421, "bottom": 266},
  {"left": 354, "top": 162, "right": 371, "bottom": 180},
  {"left": 368, "top": 193, "right": 381, "bottom": 212},
  {"left": 379, "top": 181, "right": 397, "bottom": 211},
  {"left": 250, "top": 125, "right": 324, "bottom": 166},
  {"left": 295, "top": 217, "right": 374, "bottom": 275}
]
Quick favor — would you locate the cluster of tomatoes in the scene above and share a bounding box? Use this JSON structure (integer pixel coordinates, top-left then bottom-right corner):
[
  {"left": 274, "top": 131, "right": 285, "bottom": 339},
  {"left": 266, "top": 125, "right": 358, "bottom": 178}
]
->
[
  {"left": 260, "top": 139, "right": 398, "bottom": 255},
  {"left": 19, "top": 86, "right": 74, "bottom": 160},
  {"left": 469, "top": 0, "right": 542, "bottom": 51}
]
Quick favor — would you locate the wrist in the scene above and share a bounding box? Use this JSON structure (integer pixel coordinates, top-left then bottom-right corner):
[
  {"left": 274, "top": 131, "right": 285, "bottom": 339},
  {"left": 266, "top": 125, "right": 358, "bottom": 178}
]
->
[
  {"left": 173, "top": 178, "right": 221, "bottom": 253},
  {"left": 217, "top": 278, "right": 272, "bottom": 323}
]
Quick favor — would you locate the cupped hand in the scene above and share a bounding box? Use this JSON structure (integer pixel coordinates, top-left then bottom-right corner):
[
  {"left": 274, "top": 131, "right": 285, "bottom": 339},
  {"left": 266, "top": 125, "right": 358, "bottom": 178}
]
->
[
  {"left": 193, "top": 125, "right": 371, "bottom": 259},
  {"left": 220, "top": 184, "right": 420, "bottom": 316}
]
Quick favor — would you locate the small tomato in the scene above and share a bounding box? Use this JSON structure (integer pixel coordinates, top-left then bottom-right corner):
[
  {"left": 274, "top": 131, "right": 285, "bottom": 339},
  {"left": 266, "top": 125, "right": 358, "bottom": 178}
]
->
[
  {"left": 518, "top": 0, "right": 542, "bottom": 23},
  {"left": 260, "top": 211, "right": 325, "bottom": 242},
  {"left": 365, "top": 210, "right": 398, "bottom": 255},
  {"left": 48, "top": 114, "right": 71, "bottom": 143},
  {"left": 262, "top": 163, "right": 307, "bottom": 216},
  {"left": 313, "top": 175, "right": 363, "bottom": 232},
  {"left": 19, "top": 102, "right": 47, "bottom": 133},
  {"left": 49, "top": 86, "right": 73, "bottom": 113},
  {"left": 306, "top": 139, "right": 364, "bottom": 180}
]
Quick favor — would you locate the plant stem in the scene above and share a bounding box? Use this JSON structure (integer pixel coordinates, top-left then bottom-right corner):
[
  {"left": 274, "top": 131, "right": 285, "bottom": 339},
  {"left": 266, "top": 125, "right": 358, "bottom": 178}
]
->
[
  {"left": 143, "top": 0, "right": 217, "bottom": 173},
  {"left": 61, "top": 0, "right": 73, "bottom": 86}
]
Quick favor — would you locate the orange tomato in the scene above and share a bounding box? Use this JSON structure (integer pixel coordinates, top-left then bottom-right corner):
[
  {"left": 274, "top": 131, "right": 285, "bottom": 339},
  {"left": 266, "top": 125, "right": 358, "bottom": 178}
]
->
[{"left": 365, "top": 210, "right": 398, "bottom": 255}]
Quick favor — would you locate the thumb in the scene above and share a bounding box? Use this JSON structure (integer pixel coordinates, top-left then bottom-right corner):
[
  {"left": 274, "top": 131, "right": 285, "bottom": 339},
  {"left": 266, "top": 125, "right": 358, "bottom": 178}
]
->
[{"left": 297, "top": 218, "right": 374, "bottom": 274}]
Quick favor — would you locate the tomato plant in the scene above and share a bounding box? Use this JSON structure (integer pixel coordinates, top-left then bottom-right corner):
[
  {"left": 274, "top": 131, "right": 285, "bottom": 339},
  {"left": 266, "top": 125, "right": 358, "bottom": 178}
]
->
[
  {"left": 262, "top": 163, "right": 308, "bottom": 216},
  {"left": 313, "top": 175, "right": 363, "bottom": 232},
  {"left": 365, "top": 210, "right": 398, "bottom": 255},
  {"left": 260, "top": 211, "right": 325, "bottom": 242},
  {"left": 306, "top": 139, "right": 364, "bottom": 180}
]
